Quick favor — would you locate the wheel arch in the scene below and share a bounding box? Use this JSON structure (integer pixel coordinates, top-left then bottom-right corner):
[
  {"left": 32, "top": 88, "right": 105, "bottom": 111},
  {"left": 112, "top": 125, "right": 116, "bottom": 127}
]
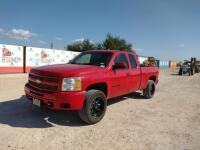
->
[
  {"left": 149, "top": 76, "right": 157, "bottom": 83},
  {"left": 86, "top": 82, "right": 108, "bottom": 97}
]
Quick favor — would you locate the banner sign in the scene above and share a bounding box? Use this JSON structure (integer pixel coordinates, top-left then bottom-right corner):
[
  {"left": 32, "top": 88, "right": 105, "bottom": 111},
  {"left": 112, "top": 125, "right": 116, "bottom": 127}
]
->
[
  {"left": 26, "top": 47, "right": 79, "bottom": 67},
  {"left": 0, "top": 43, "right": 80, "bottom": 73},
  {"left": 0, "top": 44, "right": 23, "bottom": 67}
]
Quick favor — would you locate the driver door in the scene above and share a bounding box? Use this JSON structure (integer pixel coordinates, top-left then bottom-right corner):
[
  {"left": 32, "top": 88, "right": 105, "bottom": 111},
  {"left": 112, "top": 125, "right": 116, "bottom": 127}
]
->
[{"left": 109, "top": 53, "right": 130, "bottom": 97}]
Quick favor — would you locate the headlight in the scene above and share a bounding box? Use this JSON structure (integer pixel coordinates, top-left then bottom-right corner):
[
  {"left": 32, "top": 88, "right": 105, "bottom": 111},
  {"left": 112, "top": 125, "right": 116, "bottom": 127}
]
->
[{"left": 62, "top": 77, "right": 82, "bottom": 91}]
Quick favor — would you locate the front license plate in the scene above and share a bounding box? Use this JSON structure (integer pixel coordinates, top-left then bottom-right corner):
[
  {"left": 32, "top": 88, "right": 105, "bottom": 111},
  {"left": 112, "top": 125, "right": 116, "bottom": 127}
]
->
[{"left": 33, "top": 98, "right": 41, "bottom": 107}]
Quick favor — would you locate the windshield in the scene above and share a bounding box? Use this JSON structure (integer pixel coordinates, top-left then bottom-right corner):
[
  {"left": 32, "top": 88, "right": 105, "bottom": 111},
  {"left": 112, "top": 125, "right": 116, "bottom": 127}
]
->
[
  {"left": 69, "top": 51, "right": 113, "bottom": 67},
  {"left": 183, "top": 62, "right": 190, "bottom": 65}
]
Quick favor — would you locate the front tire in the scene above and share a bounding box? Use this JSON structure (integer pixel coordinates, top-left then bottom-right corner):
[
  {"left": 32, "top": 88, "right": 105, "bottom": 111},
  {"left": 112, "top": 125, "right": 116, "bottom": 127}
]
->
[
  {"left": 143, "top": 80, "right": 156, "bottom": 99},
  {"left": 78, "top": 90, "right": 107, "bottom": 124}
]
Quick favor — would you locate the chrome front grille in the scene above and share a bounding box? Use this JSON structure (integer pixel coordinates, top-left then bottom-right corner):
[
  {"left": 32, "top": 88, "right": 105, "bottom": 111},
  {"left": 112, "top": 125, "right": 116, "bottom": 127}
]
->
[
  {"left": 28, "top": 73, "right": 59, "bottom": 92},
  {"left": 29, "top": 73, "right": 59, "bottom": 82}
]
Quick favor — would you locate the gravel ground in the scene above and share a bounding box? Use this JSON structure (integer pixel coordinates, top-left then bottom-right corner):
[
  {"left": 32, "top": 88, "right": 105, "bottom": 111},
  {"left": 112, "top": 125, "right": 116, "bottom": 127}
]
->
[{"left": 0, "top": 70, "right": 200, "bottom": 150}]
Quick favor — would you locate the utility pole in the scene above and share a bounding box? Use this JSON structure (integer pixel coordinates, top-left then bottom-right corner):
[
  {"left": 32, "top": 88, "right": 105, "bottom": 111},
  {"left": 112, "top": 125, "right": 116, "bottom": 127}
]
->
[{"left": 50, "top": 42, "right": 53, "bottom": 49}]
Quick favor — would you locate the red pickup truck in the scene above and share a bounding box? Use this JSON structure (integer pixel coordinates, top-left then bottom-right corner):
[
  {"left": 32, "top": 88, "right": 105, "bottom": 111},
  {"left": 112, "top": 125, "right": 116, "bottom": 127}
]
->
[{"left": 25, "top": 50, "right": 159, "bottom": 124}]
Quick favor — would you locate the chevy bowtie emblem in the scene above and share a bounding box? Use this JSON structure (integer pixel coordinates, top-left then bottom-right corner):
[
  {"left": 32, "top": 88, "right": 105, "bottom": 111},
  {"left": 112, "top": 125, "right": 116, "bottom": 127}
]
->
[{"left": 36, "top": 79, "right": 42, "bottom": 84}]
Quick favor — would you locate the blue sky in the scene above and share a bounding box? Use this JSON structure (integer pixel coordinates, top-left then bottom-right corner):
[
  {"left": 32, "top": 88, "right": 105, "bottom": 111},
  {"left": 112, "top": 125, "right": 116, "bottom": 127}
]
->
[{"left": 0, "top": 0, "right": 200, "bottom": 60}]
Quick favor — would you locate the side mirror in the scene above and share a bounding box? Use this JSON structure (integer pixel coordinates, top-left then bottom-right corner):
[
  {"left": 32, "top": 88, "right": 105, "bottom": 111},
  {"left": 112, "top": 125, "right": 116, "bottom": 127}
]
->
[{"left": 113, "top": 62, "right": 126, "bottom": 70}]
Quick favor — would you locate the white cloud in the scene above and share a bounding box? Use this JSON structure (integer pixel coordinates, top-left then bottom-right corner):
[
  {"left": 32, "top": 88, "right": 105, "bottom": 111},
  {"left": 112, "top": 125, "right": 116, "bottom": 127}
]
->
[
  {"left": 6, "top": 28, "right": 37, "bottom": 40},
  {"left": 0, "top": 28, "right": 4, "bottom": 33},
  {"left": 38, "top": 40, "right": 46, "bottom": 44},
  {"left": 178, "top": 44, "right": 185, "bottom": 48},
  {"left": 72, "top": 38, "right": 94, "bottom": 44},
  {"left": 55, "top": 37, "right": 62, "bottom": 41},
  {"left": 73, "top": 38, "right": 85, "bottom": 43},
  {"left": 134, "top": 48, "right": 143, "bottom": 52}
]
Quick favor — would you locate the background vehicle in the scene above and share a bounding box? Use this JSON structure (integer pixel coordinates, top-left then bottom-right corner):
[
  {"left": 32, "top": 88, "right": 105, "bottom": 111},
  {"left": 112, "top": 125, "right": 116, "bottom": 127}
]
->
[
  {"left": 25, "top": 50, "right": 159, "bottom": 124},
  {"left": 142, "top": 57, "right": 157, "bottom": 67},
  {"left": 179, "top": 61, "right": 191, "bottom": 76},
  {"left": 191, "top": 57, "right": 200, "bottom": 74},
  {"left": 179, "top": 57, "right": 200, "bottom": 76}
]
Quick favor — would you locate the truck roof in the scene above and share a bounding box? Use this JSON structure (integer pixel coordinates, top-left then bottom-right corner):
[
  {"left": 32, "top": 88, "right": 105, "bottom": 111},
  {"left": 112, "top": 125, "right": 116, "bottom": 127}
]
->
[{"left": 85, "top": 50, "right": 137, "bottom": 55}]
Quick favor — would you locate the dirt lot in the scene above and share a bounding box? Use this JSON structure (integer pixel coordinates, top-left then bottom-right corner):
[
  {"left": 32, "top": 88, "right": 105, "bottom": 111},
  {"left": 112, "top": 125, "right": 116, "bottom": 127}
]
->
[{"left": 0, "top": 70, "right": 200, "bottom": 150}]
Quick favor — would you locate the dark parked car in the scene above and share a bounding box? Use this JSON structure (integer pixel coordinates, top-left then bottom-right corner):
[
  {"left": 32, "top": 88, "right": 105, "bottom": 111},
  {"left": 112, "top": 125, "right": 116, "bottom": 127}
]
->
[{"left": 179, "top": 61, "right": 191, "bottom": 76}]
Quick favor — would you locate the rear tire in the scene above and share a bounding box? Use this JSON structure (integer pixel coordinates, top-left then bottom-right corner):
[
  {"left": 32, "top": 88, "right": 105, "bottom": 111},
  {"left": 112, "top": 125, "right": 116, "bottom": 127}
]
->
[
  {"left": 143, "top": 80, "right": 156, "bottom": 99},
  {"left": 78, "top": 90, "right": 107, "bottom": 124},
  {"left": 179, "top": 68, "right": 182, "bottom": 75},
  {"left": 191, "top": 67, "right": 195, "bottom": 76}
]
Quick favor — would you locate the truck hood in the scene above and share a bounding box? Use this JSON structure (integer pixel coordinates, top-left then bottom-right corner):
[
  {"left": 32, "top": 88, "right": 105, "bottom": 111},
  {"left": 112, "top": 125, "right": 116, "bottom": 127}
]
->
[{"left": 31, "top": 64, "right": 105, "bottom": 77}]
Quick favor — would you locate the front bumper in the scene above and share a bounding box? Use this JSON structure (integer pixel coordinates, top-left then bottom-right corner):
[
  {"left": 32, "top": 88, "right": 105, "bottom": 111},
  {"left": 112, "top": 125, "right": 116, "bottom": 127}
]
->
[{"left": 25, "top": 83, "right": 85, "bottom": 110}]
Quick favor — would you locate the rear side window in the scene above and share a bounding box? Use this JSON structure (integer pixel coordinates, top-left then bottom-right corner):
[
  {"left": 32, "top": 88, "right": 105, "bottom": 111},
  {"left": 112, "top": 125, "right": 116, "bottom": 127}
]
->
[
  {"left": 128, "top": 54, "right": 137, "bottom": 68},
  {"left": 114, "top": 54, "right": 129, "bottom": 69}
]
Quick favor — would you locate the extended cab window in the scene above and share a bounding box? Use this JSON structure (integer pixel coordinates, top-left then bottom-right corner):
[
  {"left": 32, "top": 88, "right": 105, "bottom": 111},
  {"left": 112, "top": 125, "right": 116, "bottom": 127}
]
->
[
  {"left": 128, "top": 54, "right": 137, "bottom": 68},
  {"left": 70, "top": 52, "right": 113, "bottom": 67},
  {"left": 114, "top": 54, "right": 129, "bottom": 69}
]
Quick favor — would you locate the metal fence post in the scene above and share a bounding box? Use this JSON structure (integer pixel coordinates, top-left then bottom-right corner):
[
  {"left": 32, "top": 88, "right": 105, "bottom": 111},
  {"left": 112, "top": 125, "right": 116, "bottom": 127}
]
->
[{"left": 23, "top": 46, "right": 26, "bottom": 73}]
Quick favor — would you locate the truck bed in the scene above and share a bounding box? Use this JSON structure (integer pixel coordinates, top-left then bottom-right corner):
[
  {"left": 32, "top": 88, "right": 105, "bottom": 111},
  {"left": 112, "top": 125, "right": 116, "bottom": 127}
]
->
[{"left": 140, "top": 66, "right": 159, "bottom": 90}]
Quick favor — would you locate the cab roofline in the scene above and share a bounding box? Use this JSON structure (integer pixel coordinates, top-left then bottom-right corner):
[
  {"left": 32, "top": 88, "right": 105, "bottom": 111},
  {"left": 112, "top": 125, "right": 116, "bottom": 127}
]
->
[{"left": 84, "top": 50, "right": 136, "bottom": 54}]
